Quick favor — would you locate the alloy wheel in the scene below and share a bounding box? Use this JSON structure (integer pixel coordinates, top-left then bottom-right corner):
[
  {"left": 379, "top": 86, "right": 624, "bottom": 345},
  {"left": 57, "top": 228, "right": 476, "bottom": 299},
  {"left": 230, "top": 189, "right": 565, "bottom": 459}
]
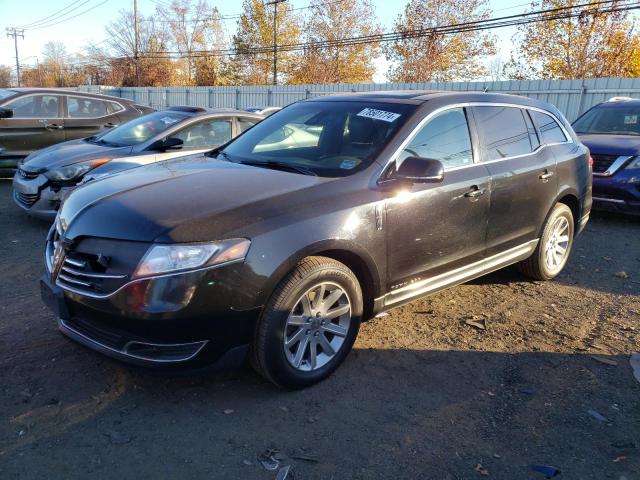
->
[
  {"left": 544, "top": 216, "right": 570, "bottom": 272},
  {"left": 283, "top": 282, "right": 351, "bottom": 371}
]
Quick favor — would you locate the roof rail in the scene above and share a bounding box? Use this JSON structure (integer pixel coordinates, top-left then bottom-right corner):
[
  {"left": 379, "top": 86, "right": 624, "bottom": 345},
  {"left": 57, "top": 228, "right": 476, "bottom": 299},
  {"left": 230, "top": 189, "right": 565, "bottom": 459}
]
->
[
  {"left": 607, "top": 96, "right": 635, "bottom": 102},
  {"left": 167, "top": 105, "right": 209, "bottom": 112}
]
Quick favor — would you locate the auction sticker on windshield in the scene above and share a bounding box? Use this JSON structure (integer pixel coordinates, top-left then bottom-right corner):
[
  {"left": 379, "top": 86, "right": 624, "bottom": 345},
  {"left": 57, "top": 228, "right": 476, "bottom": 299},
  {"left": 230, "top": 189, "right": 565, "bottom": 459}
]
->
[{"left": 357, "top": 108, "right": 401, "bottom": 123}]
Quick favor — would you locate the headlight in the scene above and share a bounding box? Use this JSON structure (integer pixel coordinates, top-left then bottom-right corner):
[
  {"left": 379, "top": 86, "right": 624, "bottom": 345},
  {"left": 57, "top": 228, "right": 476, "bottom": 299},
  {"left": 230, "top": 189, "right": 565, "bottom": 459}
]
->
[
  {"left": 132, "top": 238, "right": 251, "bottom": 279},
  {"left": 625, "top": 156, "right": 640, "bottom": 169},
  {"left": 44, "top": 158, "right": 111, "bottom": 182}
]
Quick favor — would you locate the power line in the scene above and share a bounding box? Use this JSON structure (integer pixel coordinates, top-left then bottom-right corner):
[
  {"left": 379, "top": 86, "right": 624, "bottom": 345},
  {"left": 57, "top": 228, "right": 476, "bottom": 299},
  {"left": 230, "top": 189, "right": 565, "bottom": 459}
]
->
[
  {"left": 23, "top": 0, "right": 110, "bottom": 31},
  {"left": 15, "top": 0, "right": 87, "bottom": 29}
]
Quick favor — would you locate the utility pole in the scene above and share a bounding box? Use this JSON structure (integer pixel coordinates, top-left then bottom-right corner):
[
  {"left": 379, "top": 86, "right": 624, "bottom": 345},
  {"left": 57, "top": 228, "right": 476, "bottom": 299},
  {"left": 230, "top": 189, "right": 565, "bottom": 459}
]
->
[
  {"left": 266, "top": 0, "right": 286, "bottom": 85},
  {"left": 133, "top": 0, "right": 140, "bottom": 86},
  {"left": 6, "top": 28, "right": 24, "bottom": 87}
]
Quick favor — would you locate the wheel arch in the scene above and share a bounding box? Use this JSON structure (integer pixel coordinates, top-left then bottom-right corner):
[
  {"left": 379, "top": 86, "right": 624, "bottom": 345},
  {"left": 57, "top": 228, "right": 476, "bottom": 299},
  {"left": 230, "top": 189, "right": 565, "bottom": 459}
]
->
[{"left": 258, "top": 239, "right": 383, "bottom": 321}]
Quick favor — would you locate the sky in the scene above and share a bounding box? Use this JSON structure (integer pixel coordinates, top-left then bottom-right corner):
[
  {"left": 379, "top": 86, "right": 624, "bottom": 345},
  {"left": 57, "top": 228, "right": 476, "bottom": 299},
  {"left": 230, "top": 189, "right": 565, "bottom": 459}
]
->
[{"left": 0, "top": 0, "right": 527, "bottom": 83}]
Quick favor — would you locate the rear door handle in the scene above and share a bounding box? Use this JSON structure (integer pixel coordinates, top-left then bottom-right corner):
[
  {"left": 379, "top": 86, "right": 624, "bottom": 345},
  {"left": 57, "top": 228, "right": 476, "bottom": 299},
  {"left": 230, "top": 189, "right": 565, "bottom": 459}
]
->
[
  {"left": 539, "top": 170, "right": 554, "bottom": 181},
  {"left": 464, "top": 186, "right": 486, "bottom": 199},
  {"left": 45, "top": 123, "right": 63, "bottom": 130},
  {"left": 103, "top": 122, "right": 118, "bottom": 128}
]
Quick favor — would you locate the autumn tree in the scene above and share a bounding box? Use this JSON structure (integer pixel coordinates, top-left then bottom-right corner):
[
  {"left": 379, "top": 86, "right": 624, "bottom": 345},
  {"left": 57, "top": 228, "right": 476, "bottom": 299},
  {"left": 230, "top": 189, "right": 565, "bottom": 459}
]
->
[
  {"left": 506, "top": 0, "right": 640, "bottom": 79},
  {"left": 291, "top": 0, "right": 381, "bottom": 84},
  {"left": 100, "top": 9, "right": 175, "bottom": 86},
  {"left": 156, "top": 0, "right": 226, "bottom": 85},
  {"left": 384, "top": 0, "right": 496, "bottom": 82},
  {"left": 226, "top": 0, "right": 302, "bottom": 85},
  {"left": 0, "top": 65, "right": 13, "bottom": 87}
]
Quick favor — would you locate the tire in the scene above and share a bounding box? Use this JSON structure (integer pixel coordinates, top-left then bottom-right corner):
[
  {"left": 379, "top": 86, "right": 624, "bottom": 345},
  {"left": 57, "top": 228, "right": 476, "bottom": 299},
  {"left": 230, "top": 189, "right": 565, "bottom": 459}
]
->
[
  {"left": 251, "top": 256, "right": 363, "bottom": 389},
  {"left": 517, "top": 203, "right": 574, "bottom": 281}
]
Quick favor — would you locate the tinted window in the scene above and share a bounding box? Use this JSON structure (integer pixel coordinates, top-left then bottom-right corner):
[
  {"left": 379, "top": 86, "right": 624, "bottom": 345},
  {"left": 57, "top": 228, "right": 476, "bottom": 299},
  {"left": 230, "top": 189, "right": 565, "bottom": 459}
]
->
[
  {"left": 96, "top": 111, "right": 188, "bottom": 147},
  {"left": 474, "top": 106, "right": 532, "bottom": 160},
  {"left": 532, "top": 111, "right": 568, "bottom": 143},
  {"left": 221, "top": 101, "right": 414, "bottom": 177},
  {"left": 174, "top": 119, "right": 232, "bottom": 147},
  {"left": 4, "top": 95, "right": 60, "bottom": 118},
  {"left": 67, "top": 97, "right": 107, "bottom": 118},
  {"left": 0, "top": 89, "right": 16, "bottom": 100},
  {"left": 523, "top": 109, "right": 540, "bottom": 150},
  {"left": 402, "top": 107, "right": 473, "bottom": 168},
  {"left": 107, "top": 102, "right": 124, "bottom": 114}
]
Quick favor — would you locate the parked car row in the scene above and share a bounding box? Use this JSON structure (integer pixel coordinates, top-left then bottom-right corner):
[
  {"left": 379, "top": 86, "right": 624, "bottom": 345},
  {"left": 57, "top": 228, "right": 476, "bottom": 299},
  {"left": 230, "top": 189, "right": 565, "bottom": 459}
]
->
[{"left": 26, "top": 90, "right": 593, "bottom": 389}]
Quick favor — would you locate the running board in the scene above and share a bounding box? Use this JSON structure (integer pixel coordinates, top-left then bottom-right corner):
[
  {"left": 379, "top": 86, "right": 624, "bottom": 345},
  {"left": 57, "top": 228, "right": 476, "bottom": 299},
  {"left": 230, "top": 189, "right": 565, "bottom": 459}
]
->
[{"left": 382, "top": 239, "right": 539, "bottom": 308}]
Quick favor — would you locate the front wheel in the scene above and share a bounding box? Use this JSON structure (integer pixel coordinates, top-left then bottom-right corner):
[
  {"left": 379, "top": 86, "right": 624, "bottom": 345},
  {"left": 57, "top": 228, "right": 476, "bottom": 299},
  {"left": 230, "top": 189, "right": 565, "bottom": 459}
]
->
[
  {"left": 251, "top": 256, "right": 363, "bottom": 389},
  {"left": 518, "top": 203, "right": 574, "bottom": 281}
]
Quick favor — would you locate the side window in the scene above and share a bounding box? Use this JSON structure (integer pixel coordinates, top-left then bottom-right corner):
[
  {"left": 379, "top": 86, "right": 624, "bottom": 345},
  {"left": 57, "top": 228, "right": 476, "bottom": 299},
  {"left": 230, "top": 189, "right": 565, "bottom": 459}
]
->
[
  {"left": 523, "top": 109, "right": 540, "bottom": 150},
  {"left": 473, "top": 106, "right": 532, "bottom": 161},
  {"left": 238, "top": 119, "right": 256, "bottom": 133},
  {"left": 4, "top": 95, "right": 60, "bottom": 118},
  {"left": 107, "top": 102, "right": 124, "bottom": 114},
  {"left": 531, "top": 110, "right": 568, "bottom": 144},
  {"left": 402, "top": 107, "right": 473, "bottom": 169},
  {"left": 174, "top": 119, "right": 232, "bottom": 148},
  {"left": 66, "top": 97, "right": 108, "bottom": 118}
]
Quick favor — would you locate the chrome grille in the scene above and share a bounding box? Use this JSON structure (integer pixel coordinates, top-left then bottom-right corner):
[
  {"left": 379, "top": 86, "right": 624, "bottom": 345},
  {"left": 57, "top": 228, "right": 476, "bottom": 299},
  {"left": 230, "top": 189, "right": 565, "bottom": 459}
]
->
[
  {"left": 56, "top": 254, "right": 127, "bottom": 296},
  {"left": 14, "top": 191, "right": 39, "bottom": 208},
  {"left": 18, "top": 168, "right": 39, "bottom": 179},
  {"left": 591, "top": 154, "right": 618, "bottom": 174}
]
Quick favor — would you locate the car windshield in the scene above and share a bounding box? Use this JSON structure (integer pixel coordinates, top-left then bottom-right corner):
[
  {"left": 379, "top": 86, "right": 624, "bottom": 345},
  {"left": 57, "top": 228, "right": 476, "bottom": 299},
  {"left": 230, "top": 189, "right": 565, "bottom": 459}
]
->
[
  {"left": 219, "top": 100, "right": 415, "bottom": 176},
  {"left": 0, "top": 89, "right": 17, "bottom": 101},
  {"left": 95, "top": 111, "right": 188, "bottom": 147},
  {"left": 573, "top": 105, "right": 640, "bottom": 136}
]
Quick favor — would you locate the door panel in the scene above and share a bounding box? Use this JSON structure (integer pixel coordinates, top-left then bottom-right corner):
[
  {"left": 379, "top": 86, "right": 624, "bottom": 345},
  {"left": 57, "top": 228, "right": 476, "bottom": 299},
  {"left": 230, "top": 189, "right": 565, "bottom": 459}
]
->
[
  {"left": 0, "top": 94, "right": 64, "bottom": 159},
  {"left": 471, "top": 106, "right": 558, "bottom": 256},
  {"left": 385, "top": 165, "right": 491, "bottom": 290}
]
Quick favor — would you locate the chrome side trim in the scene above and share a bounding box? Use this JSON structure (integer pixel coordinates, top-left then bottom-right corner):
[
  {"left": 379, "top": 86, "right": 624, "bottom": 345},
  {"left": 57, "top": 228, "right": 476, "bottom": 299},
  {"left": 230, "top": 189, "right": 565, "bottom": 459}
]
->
[
  {"left": 58, "top": 318, "right": 208, "bottom": 364},
  {"left": 58, "top": 273, "right": 92, "bottom": 288},
  {"left": 61, "top": 265, "right": 127, "bottom": 279},
  {"left": 64, "top": 257, "right": 86, "bottom": 268},
  {"left": 379, "top": 102, "right": 573, "bottom": 179},
  {"left": 383, "top": 239, "right": 539, "bottom": 307},
  {"left": 55, "top": 257, "right": 245, "bottom": 300},
  {"left": 592, "top": 156, "right": 633, "bottom": 177},
  {"left": 592, "top": 196, "right": 626, "bottom": 204}
]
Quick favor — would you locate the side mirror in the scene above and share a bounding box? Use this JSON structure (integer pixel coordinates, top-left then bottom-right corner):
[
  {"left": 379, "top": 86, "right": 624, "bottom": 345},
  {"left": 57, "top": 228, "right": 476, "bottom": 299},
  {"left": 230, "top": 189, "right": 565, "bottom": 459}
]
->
[
  {"left": 148, "top": 137, "right": 183, "bottom": 152},
  {"left": 0, "top": 107, "right": 14, "bottom": 119},
  {"left": 396, "top": 156, "right": 444, "bottom": 183}
]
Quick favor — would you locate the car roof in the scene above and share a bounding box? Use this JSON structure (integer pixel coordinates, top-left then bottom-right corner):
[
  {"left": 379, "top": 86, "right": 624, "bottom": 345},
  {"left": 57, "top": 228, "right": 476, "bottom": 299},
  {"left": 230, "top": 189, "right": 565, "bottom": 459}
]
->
[
  {"left": 594, "top": 98, "right": 640, "bottom": 107},
  {"left": 304, "top": 90, "right": 551, "bottom": 108},
  {"left": 163, "top": 106, "right": 264, "bottom": 118},
  {"left": 7, "top": 88, "right": 134, "bottom": 104}
]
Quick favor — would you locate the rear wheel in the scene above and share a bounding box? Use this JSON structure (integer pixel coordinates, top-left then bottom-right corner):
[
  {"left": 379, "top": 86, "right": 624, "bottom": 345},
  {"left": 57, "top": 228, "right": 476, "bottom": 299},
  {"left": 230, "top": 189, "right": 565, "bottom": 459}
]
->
[
  {"left": 518, "top": 203, "right": 574, "bottom": 280},
  {"left": 251, "top": 256, "right": 362, "bottom": 389}
]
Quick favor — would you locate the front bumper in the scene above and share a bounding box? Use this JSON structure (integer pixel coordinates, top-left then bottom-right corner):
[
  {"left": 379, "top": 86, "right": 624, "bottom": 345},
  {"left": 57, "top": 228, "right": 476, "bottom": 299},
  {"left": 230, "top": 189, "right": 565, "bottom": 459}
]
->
[
  {"left": 12, "top": 172, "right": 63, "bottom": 221},
  {"left": 592, "top": 170, "right": 640, "bottom": 214},
  {"left": 40, "top": 260, "right": 264, "bottom": 369}
]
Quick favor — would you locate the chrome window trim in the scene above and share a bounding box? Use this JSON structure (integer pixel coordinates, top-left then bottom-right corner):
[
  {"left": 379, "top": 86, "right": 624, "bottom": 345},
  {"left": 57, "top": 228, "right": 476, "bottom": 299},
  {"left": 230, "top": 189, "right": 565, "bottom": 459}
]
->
[
  {"left": 1, "top": 92, "right": 126, "bottom": 120},
  {"left": 379, "top": 102, "right": 573, "bottom": 178}
]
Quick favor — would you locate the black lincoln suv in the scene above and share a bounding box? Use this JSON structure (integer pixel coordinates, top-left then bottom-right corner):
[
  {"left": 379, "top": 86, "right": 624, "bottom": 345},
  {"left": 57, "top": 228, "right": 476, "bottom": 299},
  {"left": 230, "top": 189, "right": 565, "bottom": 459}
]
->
[{"left": 41, "top": 91, "right": 592, "bottom": 388}]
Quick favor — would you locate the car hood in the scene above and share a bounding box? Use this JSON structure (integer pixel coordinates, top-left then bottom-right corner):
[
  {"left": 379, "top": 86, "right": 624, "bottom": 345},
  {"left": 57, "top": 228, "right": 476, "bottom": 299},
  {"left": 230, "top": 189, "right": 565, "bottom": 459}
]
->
[
  {"left": 21, "top": 139, "right": 132, "bottom": 171},
  {"left": 60, "top": 154, "right": 328, "bottom": 243},
  {"left": 578, "top": 134, "right": 640, "bottom": 156}
]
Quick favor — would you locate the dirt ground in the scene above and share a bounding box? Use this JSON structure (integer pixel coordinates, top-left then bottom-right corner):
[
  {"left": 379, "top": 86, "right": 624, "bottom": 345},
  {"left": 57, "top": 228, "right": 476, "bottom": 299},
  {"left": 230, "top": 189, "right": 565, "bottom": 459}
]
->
[{"left": 0, "top": 179, "right": 639, "bottom": 480}]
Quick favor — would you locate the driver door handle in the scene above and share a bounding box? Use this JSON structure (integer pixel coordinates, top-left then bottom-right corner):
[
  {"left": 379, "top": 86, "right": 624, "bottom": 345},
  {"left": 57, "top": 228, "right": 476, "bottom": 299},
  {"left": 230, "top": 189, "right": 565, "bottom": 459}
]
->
[
  {"left": 464, "top": 186, "right": 486, "bottom": 198},
  {"left": 103, "top": 122, "right": 118, "bottom": 128},
  {"left": 539, "top": 170, "right": 554, "bottom": 181},
  {"left": 45, "top": 123, "right": 63, "bottom": 130}
]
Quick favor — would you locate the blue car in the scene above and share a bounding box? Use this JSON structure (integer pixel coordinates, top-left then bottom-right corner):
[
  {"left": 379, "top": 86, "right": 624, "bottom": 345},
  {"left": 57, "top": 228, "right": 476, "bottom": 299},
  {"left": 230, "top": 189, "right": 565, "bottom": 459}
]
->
[{"left": 573, "top": 97, "right": 640, "bottom": 215}]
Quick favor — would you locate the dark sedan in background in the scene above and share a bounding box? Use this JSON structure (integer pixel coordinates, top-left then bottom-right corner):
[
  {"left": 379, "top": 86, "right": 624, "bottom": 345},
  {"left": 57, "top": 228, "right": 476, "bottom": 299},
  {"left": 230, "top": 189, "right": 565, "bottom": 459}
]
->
[
  {"left": 13, "top": 106, "right": 263, "bottom": 220},
  {"left": 0, "top": 88, "right": 153, "bottom": 170},
  {"left": 573, "top": 97, "right": 640, "bottom": 214}
]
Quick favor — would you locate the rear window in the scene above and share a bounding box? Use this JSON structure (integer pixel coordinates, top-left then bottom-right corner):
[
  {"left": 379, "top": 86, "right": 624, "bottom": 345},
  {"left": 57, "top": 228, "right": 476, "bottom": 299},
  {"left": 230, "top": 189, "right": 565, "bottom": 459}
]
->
[
  {"left": 66, "top": 96, "right": 108, "bottom": 118},
  {"left": 473, "top": 106, "right": 533, "bottom": 161},
  {"left": 531, "top": 111, "right": 568, "bottom": 144}
]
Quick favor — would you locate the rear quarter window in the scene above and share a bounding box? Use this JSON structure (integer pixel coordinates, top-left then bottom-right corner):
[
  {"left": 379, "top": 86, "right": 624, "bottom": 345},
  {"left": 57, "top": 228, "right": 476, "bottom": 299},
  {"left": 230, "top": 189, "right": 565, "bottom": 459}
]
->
[{"left": 531, "top": 110, "right": 568, "bottom": 144}]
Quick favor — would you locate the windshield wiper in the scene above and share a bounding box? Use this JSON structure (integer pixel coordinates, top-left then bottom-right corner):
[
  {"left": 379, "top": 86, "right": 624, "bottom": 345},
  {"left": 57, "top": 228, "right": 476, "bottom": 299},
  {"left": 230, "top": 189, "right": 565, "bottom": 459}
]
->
[{"left": 239, "top": 159, "right": 317, "bottom": 176}]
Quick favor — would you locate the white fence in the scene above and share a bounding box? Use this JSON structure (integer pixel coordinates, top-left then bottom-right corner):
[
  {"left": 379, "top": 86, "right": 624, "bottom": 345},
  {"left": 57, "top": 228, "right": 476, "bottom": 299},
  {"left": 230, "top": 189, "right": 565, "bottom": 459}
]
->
[{"left": 79, "top": 77, "right": 640, "bottom": 121}]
